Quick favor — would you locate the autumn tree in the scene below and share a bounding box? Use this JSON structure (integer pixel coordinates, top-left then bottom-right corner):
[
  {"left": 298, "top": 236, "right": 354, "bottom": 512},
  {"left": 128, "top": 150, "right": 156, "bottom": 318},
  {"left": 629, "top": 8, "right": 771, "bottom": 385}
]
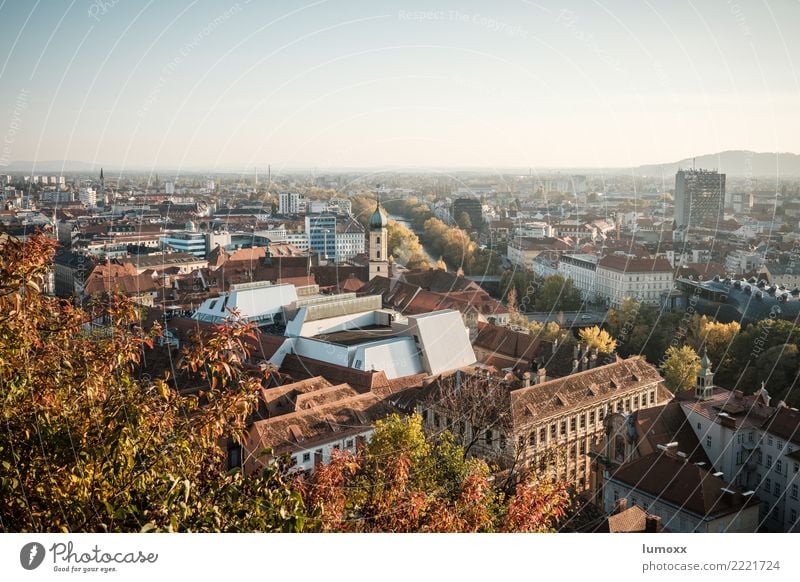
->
[
  {"left": 350, "top": 194, "right": 377, "bottom": 227},
  {"left": 578, "top": 326, "right": 617, "bottom": 354},
  {"left": 0, "top": 233, "right": 307, "bottom": 532},
  {"left": 424, "top": 374, "right": 513, "bottom": 458},
  {"left": 661, "top": 345, "right": 701, "bottom": 393},
  {"left": 686, "top": 315, "right": 739, "bottom": 366},
  {"left": 302, "top": 414, "right": 569, "bottom": 532},
  {"left": 387, "top": 219, "right": 430, "bottom": 270}
]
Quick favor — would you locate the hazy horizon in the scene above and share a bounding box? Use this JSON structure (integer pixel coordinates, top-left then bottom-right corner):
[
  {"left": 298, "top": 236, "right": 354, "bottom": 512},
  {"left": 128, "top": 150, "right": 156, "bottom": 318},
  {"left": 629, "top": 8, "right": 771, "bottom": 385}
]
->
[{"left": 1, "top": 1, "right": 799, "bottom": 173}]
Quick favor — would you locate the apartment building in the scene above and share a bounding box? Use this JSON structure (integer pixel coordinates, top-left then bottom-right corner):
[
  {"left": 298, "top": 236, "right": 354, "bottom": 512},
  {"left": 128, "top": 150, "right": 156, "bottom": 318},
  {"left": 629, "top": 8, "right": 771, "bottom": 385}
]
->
[
  {"left": 678, "top": 354, "right": 800, "bottom": 532},
  {"left": 595, "top": 255, "right": 673, "bottom": 307},
  {"left": 419, "top": 357, "right": 672, "bottom": 493},
  {"left": 557, "top": 253, "right": 598, "bottom": 299}
]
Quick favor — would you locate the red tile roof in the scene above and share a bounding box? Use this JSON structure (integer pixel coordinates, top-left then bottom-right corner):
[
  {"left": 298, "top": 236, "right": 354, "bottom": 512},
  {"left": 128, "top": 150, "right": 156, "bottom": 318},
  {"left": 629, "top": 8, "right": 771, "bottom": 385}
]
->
[
  {"left": 598, "top": 255, "right": 673, "bottom": 273},
  {"left": 609, "top": 451, "right": 758, "bottom": 518}
]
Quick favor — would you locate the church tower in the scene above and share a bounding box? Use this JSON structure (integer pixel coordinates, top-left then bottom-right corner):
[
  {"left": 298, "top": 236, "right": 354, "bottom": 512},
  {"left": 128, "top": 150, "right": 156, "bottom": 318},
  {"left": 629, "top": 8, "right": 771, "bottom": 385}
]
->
[
  {"left": 368, "top": 201, "right": 389, "bottom": 280},
  {"left": 99, "top": 168, "right": 105, "bottom": 205},
  {"left": 695, "top": 350, "right": 715, "bottom": 401}
]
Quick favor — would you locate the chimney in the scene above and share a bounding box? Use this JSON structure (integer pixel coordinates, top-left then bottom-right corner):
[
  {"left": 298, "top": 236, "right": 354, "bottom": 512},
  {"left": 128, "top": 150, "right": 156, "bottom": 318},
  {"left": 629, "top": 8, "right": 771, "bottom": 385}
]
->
[
  {"left": 614, "top": 498, "right": 628, "bottom": 514},
  {"left": 645, "top": 515, "right": 661, "bottom": 533},
  {"left": 734, "top": 390, "right": 743, "bottom": 399},
  {"left": 589, "top": 351, "right": 598, "bottom": 369},
  {"left": 537, "top": 367, "right": 547, "bottom": 385},
  {"left": 573, "top": 343, "right": 580, "bottom": 360},
  {"left": 522, "top": 371, "right": 532, "bottom": 388},
  {"left": 572, "top": 358, "right": 579, "bottom": 373},
  {"left": 581, "top": 355, "right": 588, "bottom": 372},
  {"left": 552, "top": 337, "right": 558, "bottom": 355}
]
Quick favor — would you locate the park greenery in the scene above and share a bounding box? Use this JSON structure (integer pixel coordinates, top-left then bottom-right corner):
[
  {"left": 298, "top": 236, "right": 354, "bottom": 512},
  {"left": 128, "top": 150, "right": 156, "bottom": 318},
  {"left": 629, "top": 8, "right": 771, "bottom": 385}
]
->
[{"left": 607, "top": 298, "right": 799, "bottom": 406}]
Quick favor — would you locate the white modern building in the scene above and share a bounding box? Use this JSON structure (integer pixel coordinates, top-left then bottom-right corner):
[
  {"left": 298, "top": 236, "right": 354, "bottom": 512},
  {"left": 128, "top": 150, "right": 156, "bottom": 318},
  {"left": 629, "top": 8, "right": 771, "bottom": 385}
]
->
[
  {"left": 192, "top": 281, "right": 301, "bottom": 325},
  {"left": 160, "top": 221, "right": 231, "bottom": 257},
  {"left": 272, "top": 306, "right": 476, "bottom": 380}
]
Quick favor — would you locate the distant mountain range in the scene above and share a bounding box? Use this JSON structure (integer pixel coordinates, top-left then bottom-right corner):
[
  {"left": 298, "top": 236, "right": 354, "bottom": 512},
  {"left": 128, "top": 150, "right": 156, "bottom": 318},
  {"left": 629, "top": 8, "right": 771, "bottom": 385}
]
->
[
  {"left": 3, "top": 150, "right": 800, "bottom": 177},
  {"left": 632, "top": 150, "right": 800, "bottom": 178}
]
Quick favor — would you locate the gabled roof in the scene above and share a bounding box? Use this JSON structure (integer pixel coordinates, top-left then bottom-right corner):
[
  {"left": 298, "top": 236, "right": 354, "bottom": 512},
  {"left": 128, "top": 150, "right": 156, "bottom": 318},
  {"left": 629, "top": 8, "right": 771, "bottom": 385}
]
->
[
  {"left": 84, "top": 272, "right": 161, "bottom": 296},
  {"left": 510, "top": 357, "right": 669, "bottom": 427},
  {"left": 631, "top": 401, "right": 711, "bottom": 465},
  {"left": 677, "top": 386, "right": 775, "bottom": 431},
  {"left": 227, "top": 246, "right": 267, "bottom": 263},
  {"left": 473, "top": 323, "right": 541, "bottom": 363},
  {"left": 401, "top": 268, "right": 482, "bottom": 293},
  {"left": 762, "top": 407, "right": 800, "bottom": 446},
  {"left": 247, "top": 390, "right": 389, "bottom": 457},
  {"left": 609, "top": 451, "right": 758, "bottom": 518},
  {"left": 279, "top": 353, "right": 389, "bottom": 393}
]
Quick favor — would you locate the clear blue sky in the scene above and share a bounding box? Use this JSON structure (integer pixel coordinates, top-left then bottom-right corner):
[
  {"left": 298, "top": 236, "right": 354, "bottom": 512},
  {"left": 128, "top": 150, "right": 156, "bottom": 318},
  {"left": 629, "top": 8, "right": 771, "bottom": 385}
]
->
[{"left": 1, "top": 0, "right": 798, "bottom": 172}]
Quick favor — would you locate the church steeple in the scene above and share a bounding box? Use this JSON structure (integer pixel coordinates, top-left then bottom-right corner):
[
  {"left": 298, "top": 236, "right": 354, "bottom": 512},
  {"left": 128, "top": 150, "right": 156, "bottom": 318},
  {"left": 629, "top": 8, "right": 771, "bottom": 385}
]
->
[
  {"left": 695, "top": 349, "right": 715, "bottom": 401},
  {"left": 368, "top": 199, "right": 389, "bottom": 280}
]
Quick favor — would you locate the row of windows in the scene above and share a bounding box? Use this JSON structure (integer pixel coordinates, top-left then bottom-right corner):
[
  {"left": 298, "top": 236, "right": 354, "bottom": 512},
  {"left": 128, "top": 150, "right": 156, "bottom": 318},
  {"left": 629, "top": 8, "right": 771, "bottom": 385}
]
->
[
  {"left": 292, "top": 439, "right": 357, "bottom": 466},
  {"left": 525, "top": 391, "right": 657, "bottom": 447},
  {"left": 757, "top": 476, "right": 800, "bottom": 500},
  {"left": 755, "top": 451, "right": 800, "bottom": 475},
  {"left": 427, "top": 389, "right": 656, "bottom": 452}
]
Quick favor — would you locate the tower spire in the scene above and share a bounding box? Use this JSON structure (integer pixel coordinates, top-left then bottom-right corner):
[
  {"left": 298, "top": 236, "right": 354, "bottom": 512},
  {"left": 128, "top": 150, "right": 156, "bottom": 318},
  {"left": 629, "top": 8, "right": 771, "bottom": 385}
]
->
[{"left": 695, "top": 348, "right": 714, "bottom": 401}]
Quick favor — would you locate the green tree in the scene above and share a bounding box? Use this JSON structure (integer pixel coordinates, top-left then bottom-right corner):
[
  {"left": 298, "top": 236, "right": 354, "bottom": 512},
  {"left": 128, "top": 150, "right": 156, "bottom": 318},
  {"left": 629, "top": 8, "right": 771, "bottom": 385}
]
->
[
  {"left": 501, "top": 269, "right": 534, "bottom": 310},
  {"left": 661, "top": 345, "right": 701, "bottom": 393},
  {"left": 534, "top": 275, "right": 583, "bottom": 312},
  {"left": 713, "top": 320, "right": 800, "bottom": 390}
]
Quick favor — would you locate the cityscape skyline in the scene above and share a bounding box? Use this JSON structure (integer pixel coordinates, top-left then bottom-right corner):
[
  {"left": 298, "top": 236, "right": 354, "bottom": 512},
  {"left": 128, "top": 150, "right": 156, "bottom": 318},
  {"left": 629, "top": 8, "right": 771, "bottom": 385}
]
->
[{"left": 1, "top": 1, "right": 799, "bottom": 172}]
